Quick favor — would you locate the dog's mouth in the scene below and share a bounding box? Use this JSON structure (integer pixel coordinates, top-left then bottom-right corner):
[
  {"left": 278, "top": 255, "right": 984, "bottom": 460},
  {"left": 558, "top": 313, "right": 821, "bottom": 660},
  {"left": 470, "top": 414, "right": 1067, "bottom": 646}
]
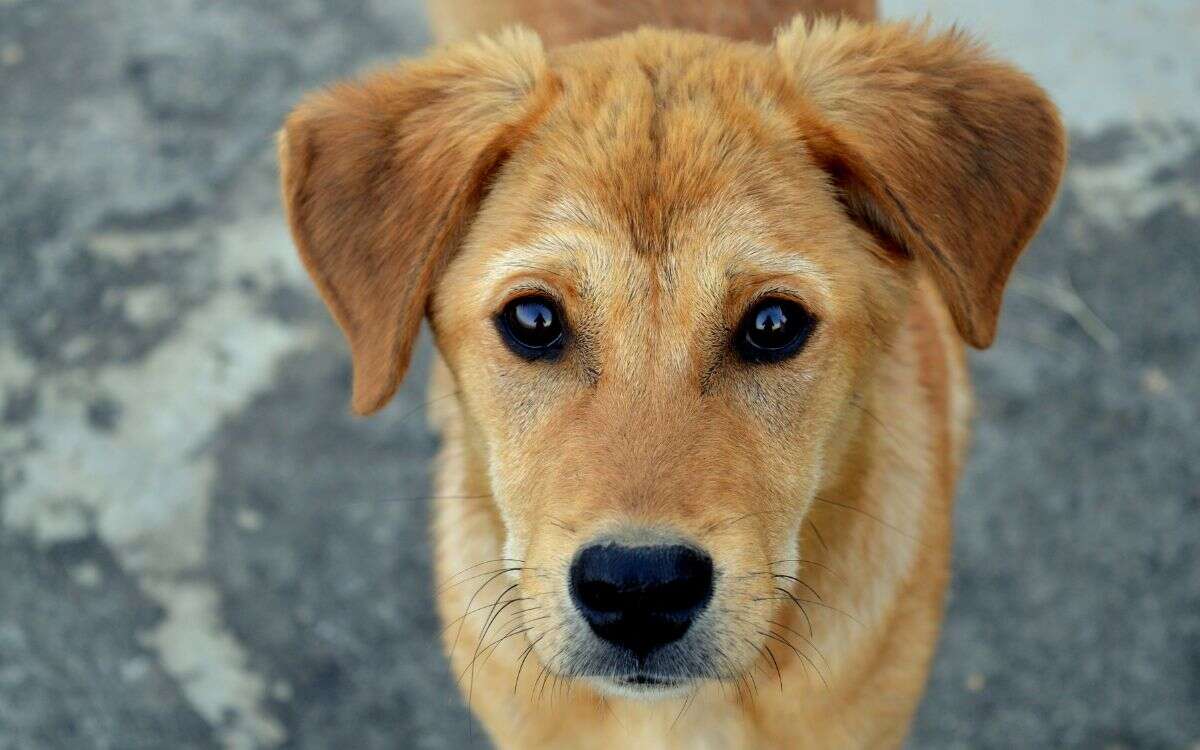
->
[
  {"left": 621, "top": 673, "right": 680, "bottom": 688},
  {"left": 589, "top": 672, "right": 692, "bottom": 698}
]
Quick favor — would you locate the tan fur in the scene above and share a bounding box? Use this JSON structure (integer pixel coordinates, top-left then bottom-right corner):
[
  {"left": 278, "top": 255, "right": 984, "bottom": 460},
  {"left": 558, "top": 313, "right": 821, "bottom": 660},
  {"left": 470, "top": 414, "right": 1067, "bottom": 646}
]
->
[
  {"left": 429, "top": 0, "right": 877, "bottom": 45},
  {"left": 278, "top": 1, "right": 1064, "bottom": 746}
]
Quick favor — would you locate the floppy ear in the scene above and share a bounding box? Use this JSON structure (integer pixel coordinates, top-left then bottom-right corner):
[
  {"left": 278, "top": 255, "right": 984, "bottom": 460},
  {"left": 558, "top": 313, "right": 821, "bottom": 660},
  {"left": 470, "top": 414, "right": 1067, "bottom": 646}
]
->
[
  {"left": 775, "top": 19, "right": 1067, "bottom": 347},
  {"left": 279, "top": 28, "right": 554, "bottom": 414}
]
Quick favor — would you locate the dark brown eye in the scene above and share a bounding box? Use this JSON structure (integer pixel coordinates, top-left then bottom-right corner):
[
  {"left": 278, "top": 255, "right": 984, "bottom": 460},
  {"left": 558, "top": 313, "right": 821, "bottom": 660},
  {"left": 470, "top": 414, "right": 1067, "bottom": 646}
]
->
[
  {"left": 735, "top": 298, "right": 816, "bottom": 363},
  {"left": 497, "top": 295, "right": 566, "bottom": 359}
]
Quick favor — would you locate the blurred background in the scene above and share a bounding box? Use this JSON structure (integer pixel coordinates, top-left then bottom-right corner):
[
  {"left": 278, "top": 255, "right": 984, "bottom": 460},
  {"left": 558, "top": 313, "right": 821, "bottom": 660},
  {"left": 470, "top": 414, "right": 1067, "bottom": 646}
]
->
[{"left": 1, "top": 1, "right": 1197, "bottom": 748}]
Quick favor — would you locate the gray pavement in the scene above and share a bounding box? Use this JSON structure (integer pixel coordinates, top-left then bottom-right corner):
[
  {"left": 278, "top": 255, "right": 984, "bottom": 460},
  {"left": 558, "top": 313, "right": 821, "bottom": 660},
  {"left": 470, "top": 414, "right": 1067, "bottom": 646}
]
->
[{"left": 0, "top": 1, "right": 1197, "bottom": 747}]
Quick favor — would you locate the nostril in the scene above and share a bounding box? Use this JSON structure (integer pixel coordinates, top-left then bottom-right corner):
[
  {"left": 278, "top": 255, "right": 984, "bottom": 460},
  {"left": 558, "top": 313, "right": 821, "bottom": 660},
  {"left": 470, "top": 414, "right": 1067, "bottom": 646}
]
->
[
  {"left": 574, "top": 579, "right": 624, "bottom": 614},
  {"left": 657, "top": 572, "right": 711, "bottom": 613},
  {"left": 569, "top": 542, "right": 714, "bottom": 656}
]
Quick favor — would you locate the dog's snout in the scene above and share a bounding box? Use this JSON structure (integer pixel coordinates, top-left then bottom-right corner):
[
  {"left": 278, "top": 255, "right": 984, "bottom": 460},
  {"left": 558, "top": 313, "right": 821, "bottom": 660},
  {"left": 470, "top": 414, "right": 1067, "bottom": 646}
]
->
[{"left": 569, "top": 543, "right": 714, "bottom": 658}]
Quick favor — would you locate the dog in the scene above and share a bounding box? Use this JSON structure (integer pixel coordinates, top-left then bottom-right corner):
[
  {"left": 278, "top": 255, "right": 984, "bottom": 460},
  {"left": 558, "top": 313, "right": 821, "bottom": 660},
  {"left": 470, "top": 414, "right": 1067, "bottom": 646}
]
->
[{"left": 278, "top": 0, "right": 1065, "bottom": 746}]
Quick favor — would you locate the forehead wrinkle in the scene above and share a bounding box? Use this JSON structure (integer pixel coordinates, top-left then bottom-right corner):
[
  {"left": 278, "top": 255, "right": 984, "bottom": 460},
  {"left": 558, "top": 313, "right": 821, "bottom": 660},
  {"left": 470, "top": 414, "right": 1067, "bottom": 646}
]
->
[
  {"left": 726, "top": 247, "right": 831, "bottom": 291},
  {"left": 534, "top": 196, "right": 610, "bottom": 235},
  {"left": 681, "top": 197, "right": 836, "bottom": 303},
  {"left": 478, "top": 237, "right": 580, "bottom": 301},
  {"left": 477, "top": 226, "right": 635, "bottom": 315}
]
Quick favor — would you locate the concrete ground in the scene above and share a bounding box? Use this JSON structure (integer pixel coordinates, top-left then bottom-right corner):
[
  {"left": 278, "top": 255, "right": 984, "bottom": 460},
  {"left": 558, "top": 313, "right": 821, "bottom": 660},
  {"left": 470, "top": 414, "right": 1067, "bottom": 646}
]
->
[{"left": 0, "top": 1, "right": 1196, "bottom": 747}]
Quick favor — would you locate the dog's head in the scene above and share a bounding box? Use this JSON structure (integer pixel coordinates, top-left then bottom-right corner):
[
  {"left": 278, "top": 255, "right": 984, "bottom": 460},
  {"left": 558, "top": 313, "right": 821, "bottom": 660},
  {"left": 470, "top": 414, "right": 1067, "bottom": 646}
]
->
[{"left": 279, "top": 20, "right": 1064, "bottom": 697}]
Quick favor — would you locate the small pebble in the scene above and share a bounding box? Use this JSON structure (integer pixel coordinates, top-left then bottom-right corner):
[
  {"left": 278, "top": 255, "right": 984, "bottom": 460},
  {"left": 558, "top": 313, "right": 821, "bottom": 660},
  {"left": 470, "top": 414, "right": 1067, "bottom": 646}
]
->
[
  {"left": 271, "top": 679, "right": 293, "bottom": 702},
  {"left": 121, "top": 657, "right": 150, "bottom": 682},
  {"left": 1140, "top": 367, "right": 1171, "bottom": 395},
  {"left": 236, "top": 507, "right": 263, "bottom": 532},
  {"left": 1, "top": 43, "right": 23, "bottom": 66},
  {"left": 61, "top": 335, "right": 94, "bottom": 361},
  {"left": 71, "top": 561, "right": 103, "bottom": 588}
]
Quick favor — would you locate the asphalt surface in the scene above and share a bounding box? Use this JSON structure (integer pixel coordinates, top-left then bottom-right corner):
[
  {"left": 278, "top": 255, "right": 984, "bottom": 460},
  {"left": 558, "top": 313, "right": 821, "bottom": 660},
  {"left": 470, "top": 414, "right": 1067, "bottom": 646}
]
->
[{"left": 0, "top": 1, "right": 1197, "bottom": 748}]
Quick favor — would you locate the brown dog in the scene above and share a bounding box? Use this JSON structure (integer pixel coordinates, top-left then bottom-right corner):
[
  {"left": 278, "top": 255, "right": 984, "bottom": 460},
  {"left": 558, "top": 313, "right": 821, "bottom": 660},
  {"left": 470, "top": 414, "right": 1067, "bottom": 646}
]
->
[{"left": 278, "top": 1, "right": 1065, "bottom": 746}]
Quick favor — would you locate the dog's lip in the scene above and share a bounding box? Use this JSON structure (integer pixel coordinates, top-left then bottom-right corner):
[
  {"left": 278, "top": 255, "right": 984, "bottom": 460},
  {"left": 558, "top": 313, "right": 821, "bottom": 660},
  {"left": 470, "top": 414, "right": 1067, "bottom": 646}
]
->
[{"left": 615, "top": 673, "right": 682, "bottom": 688}]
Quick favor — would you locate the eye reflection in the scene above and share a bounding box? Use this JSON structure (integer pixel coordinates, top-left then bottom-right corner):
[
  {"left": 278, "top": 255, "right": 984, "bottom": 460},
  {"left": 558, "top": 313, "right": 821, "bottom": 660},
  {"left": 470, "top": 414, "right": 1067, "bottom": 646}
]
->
[
  {"left": 736, "top": 298, "right": 816, "bottom": 363},
  {"left": 497, "top": 295, "right": 566, "bottom": 359}
]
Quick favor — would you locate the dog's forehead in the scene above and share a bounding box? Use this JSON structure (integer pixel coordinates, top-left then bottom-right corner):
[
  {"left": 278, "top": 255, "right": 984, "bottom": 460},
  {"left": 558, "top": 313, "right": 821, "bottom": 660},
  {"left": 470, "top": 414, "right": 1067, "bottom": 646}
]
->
[
  {"left": 496, "top": 192, "right": 832, "bottom": 295},
  {"left": 530, "top": 35, "right": 804, "bottom": 253},
  {"left": 476, "top": 38, "right": 849, "bottom": 304},
  {"left": 461, "top": 31, "right": 863, "bottom": 340}
]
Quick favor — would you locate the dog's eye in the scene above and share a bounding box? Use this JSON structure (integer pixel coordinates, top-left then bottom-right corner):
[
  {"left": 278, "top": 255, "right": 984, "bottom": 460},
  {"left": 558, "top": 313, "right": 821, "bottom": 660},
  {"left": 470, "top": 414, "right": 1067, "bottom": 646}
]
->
[
  {"left": 497, "top": 295, "right": 566, "bottom": 359},
  {"left": 735, "top": 298, "right": 816, "bottom": 363}
]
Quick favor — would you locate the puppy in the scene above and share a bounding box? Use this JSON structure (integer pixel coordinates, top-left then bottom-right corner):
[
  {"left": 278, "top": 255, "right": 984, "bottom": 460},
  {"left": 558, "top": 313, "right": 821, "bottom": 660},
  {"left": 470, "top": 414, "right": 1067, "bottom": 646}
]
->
[{"left": 278, "top": 0, "right": 1065, "bottom": 746}]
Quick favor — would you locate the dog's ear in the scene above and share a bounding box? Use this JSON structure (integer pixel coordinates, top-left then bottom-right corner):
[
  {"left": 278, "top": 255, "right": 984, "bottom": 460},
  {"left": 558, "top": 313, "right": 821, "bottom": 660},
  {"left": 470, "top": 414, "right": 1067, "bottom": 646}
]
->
[
  {"left": 279, "top": 28, "right": 553, "bottom": 414},
  {"left": 775, "top": 19, "right": 1066, "bottom": 347}
]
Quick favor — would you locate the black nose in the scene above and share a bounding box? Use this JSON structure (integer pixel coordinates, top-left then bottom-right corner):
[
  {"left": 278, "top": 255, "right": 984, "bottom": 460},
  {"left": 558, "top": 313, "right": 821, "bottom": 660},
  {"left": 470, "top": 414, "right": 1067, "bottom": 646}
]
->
[{"left": 569, "top": 543, "right": 714, "bottom": 659}]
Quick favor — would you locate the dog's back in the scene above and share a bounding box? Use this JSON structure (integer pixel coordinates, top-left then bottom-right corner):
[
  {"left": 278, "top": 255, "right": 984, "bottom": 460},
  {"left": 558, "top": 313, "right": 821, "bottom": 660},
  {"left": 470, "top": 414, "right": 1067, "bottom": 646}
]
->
[{"left": 428, "top": 0, "right": 876, "bottom": 46}]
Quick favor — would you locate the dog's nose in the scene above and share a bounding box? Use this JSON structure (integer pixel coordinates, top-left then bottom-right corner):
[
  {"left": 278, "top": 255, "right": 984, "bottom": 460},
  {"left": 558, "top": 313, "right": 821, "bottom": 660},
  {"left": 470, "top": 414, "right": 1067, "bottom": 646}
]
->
[{"left": 569, "top": 543, "right": 714, "bottom": 658}]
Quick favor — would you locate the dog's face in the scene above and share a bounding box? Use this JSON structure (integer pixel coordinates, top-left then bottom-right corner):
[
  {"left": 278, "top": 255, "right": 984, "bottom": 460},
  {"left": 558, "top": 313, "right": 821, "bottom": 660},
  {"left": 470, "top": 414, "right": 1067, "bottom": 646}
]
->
[
  {"left": 429, "top": 43, "right": 906, "bottom": 692},
  {"left": 280, "top": 21, "right": 1064, "bottom": 697}
]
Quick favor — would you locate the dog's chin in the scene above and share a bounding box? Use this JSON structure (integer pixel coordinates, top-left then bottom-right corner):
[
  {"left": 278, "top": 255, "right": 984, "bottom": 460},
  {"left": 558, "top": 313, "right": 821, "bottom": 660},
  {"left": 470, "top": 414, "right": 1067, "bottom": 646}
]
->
[{"left": 588, "top": 674, "right": 695, "bottom": 700}]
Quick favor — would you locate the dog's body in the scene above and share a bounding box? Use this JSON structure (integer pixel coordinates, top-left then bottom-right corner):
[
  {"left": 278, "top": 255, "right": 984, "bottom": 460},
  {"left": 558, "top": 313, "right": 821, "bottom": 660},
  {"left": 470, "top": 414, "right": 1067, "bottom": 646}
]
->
[
  {"left": 428, "top": 0, "right": 878, "bottom": 46},
  {"left": 279, "top": 1, "right": 1064, "bottom": 747}
]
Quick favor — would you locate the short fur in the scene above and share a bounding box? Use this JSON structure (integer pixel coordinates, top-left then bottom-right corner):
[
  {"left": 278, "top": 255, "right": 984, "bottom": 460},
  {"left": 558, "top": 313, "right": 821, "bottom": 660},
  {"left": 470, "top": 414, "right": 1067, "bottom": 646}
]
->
[{"left": 278, "top": 1, "right": 1065, "bottom": 746}]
